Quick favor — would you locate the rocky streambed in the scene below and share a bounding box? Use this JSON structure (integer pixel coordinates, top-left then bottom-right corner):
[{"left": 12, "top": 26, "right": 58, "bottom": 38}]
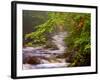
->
[{"left": 23, "top": 32, "right": 70, "bottom": 69}]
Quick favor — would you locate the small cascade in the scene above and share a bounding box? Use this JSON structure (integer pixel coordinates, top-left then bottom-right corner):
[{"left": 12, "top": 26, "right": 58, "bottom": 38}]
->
[{"left": 23, "top": 32, "right": 69, "bottom": 69}]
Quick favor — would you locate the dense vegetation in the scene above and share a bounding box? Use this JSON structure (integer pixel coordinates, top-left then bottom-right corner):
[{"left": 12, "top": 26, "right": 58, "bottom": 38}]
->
[{"left": 23, "top": 11, "right": 91, "bottom": 67}]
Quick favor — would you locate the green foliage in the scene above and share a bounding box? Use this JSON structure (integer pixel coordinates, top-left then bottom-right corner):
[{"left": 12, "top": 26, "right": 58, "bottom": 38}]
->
[
  {"left": 25, "top": 18, "right": 54, "bottom": 46},
  {"left": 64, "top": 13, "right": 91, "bottom": 66},
  {"left": 25, "top": 12, "right": 68, "bottom": 46},
  {"left": 26, "top": 42, "right": 33, "bottom": 47}
]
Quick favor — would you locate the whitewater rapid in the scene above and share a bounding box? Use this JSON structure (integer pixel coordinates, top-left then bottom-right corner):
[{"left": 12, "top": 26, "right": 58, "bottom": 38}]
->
[{"left": 23, "top": 32, "right": 69, "bottom": 69}]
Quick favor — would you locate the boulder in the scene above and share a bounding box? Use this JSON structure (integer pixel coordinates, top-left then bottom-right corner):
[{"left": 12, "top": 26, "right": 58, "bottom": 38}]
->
[{"left": 24, "top": 56, "right": 41, "bottom": 64}]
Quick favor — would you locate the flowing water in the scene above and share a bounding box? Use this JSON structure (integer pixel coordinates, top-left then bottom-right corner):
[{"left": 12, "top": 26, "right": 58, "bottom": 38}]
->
[{"left": 23, "top": 32, "right": 70, "bottom": 69}]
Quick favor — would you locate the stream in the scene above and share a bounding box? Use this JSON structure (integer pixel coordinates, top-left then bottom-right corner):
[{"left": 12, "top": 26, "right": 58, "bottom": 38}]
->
[{"left": 23, "top": 32, "right": 70, "bottom": 69}]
